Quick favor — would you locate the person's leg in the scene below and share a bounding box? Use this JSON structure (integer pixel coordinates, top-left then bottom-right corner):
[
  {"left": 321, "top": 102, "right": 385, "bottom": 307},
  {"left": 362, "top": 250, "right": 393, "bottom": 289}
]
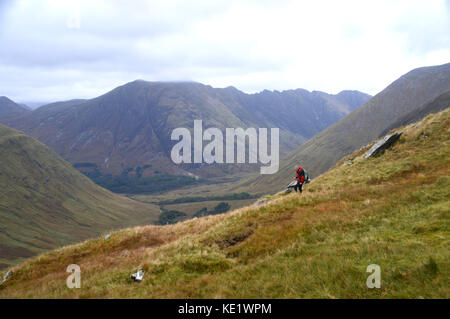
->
[{"left": 299, "top": 183, "right": 303, "bottom": 193}]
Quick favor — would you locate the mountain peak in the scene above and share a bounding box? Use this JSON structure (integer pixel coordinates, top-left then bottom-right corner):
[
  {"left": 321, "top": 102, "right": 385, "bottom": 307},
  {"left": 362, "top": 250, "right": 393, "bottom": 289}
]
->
[
  {"left": 0, "top": 96, "right": 30, "bottom": 117},
  {"left": 0, "top": 96, "right": 14, "bottom": 103}
]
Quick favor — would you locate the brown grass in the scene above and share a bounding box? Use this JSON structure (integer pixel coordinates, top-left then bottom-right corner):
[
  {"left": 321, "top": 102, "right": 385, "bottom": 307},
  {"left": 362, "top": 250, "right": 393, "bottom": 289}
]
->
[{"left": 0, "top": 109, "right": 449, "bottom": 298}]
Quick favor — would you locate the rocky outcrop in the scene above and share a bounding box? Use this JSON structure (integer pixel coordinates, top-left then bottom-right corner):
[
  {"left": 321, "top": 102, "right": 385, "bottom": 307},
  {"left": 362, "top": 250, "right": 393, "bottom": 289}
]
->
[
  {"left": 1, "top": 270, "right": 13, "bottom": 284},
  {"left": 365, "top": 132, "right": 403, "bottom": 158}
]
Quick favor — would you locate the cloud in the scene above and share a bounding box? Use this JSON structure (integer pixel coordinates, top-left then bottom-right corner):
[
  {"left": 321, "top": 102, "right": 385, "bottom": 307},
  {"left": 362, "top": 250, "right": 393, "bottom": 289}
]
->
[{"left": 0, "top": 0, "right": 448, "bottom": 102}]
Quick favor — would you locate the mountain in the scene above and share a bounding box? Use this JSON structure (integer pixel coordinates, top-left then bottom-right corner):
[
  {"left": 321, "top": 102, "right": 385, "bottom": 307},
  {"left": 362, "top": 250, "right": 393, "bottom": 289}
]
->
[
  {"left": 19, "top": 102, "right": 47, "bottom": 110},
  {"left": 380, "top": 90, "right": 450, "bottom": 136},
  {"left": 1, "top": 109, "right": 448, "bottom": 298},
  {"left": 18, "top": 104, "right": 32, "bottom": 111},
  {"left": 240, "top": 63, "right": 450, "bottom": 194},
  {"left": 0, "top": 96, "right": 30, "bottom": 120},
  {"left": 0, "top": 83, "right": 370, "bottom": 184},
  {"left": 0, "top": 124, "right": 160, "bottom": 269}
]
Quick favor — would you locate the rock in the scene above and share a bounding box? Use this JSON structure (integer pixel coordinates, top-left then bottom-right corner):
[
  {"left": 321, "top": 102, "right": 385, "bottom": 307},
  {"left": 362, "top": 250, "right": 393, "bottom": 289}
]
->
[
  {"left": 104, "top": 234, "right": 111, "bottom": 240},
  {"left": 1, "top": 270, "right": 13, "bottom": 284},
  {"left": 365, "top": 132, "right": 403, "bottom": 159},
  {"left": 254, "top": 198, "right": 268, "bottom": 206},
  {"left": 284, "top": 180, "right": 297, "bottom": 193},
  {"left": 131, "top": 268, "right": 144, "bottom": 282},
  {"left": 344, "top": 160, "right": 353, "bottom": 166},
  {"left": 414, "top": 122, "right": 422, "bottom": 128}
]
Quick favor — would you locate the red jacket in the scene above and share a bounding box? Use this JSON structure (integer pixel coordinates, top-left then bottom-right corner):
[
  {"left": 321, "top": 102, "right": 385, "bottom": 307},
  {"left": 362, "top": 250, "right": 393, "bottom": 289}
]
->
[{"left": 296, "top": 167, "right": 305, "bottom": 184}]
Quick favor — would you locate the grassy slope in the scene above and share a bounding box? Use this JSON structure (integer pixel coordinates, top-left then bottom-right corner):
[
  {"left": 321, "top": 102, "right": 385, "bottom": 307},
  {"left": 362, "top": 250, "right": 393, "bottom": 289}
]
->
[
  {"left": 0, "top": 110, "right": 448, "bottom": 298},
  {"left": 131, "top": 187, "right": 258, "bottom": 217},
  {"left": 162, "top": 199, "right": 256, "bottom": 217},
  {"left": 0, "top": 96, "right": 30, "bottom": 120},
  {"left": 237, "top": 63, "right": 450, "bottom": 195},
  {"left": 0, "top": 125, "right": 160, "bottom": 269},
  {"left": 381, "top": 90, "right": 450, "bottom": 136}
]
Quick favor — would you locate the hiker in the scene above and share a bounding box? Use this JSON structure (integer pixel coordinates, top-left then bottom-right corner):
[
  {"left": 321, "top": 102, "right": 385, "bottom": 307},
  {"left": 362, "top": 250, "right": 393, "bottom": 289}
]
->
[{"left": 294, "top": 166, "right": 305, "bottom": 193}]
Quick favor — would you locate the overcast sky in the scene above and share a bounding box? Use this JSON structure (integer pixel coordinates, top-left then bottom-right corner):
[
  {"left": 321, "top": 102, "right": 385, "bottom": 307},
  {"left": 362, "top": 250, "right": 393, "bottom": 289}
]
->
[{"left": 0, "top": 0, "right": 449, "bottom": 104}]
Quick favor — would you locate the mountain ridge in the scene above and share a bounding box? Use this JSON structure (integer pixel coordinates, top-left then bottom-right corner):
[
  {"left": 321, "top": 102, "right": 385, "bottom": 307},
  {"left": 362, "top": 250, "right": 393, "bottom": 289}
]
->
[
  {"left": 1, "top": 82, "right": 370, "bottom": 181},
  {"left": 0, "top": 96, "right": 30, "bottom": 120}
]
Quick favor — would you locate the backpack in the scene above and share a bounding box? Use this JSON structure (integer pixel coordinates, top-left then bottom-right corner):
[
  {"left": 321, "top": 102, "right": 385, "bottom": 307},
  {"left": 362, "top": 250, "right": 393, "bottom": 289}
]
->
[{"left": 303, "top": 169, "right": 311, "bottom": 184}]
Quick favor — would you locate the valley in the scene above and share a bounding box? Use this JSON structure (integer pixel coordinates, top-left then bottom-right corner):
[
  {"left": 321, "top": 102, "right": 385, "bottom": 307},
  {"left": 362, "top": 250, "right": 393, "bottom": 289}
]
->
[
  {"left": 1, "top": 0, "right": 448, "bottom": 302},
  {"left": 1, "top": 108, "right": 448, "bottom": 298},
  {"left": 0, "top": 63, "right": 449, "bottom": 298},
  {"left": 1, "top": 81, "right": 370, "bottom": 187}
]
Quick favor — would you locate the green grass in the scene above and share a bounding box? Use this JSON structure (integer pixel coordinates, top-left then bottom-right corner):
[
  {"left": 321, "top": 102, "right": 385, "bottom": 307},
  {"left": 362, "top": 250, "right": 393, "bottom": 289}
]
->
[
  {"left": 156, "top": 192, "right": 257, "bottom": 205},
  {"left": 0, "top": 109, "right": 448, "bottom": 298},
  {"left": 0, "top": 125, "right": 160, "bottom": 270},
  {"left": 86, "top": 172, "right": 201, "bottom": 194}
]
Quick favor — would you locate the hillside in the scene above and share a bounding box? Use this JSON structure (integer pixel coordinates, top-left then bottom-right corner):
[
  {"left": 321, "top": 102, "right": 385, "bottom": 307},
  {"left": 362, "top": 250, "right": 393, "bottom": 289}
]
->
[
  {"left": 0, "top": 124, "right": 160, "bottom": 270},
  {"left": 0, "top": 82, "right": 370, "bottom": 184},
  {"left": 380, "top": 90, "right": 450, "bottom": 136},
  {"left": 239, "top": 63, "right": 450, "bottom": 194},
  {"left": 0, "top": 96, "right": 30, "bottom": 120},
  {"left": 0, "top": 109, "right": 448, "bottom": 298}
]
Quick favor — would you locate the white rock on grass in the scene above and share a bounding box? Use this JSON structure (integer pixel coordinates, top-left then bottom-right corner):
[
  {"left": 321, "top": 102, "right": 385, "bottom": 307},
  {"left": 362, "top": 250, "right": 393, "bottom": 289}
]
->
[
  {"left": 1, "top": 270, "right": 13, "bottom": 284},
  {"left": 131, "top": 268, "right": 144, "bottom": 282}
]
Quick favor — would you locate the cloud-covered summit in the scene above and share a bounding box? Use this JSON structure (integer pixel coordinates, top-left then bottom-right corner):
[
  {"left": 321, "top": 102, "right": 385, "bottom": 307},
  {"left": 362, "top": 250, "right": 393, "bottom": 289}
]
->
[{"left": 0, "top": 0, "right": 449, "bottom": 102}]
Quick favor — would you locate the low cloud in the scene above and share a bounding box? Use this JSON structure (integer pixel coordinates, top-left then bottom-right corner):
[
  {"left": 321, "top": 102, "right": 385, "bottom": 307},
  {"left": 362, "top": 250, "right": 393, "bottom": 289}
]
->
[{"left": 0, "top": 0, "right": 449, "bottom": 103}]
